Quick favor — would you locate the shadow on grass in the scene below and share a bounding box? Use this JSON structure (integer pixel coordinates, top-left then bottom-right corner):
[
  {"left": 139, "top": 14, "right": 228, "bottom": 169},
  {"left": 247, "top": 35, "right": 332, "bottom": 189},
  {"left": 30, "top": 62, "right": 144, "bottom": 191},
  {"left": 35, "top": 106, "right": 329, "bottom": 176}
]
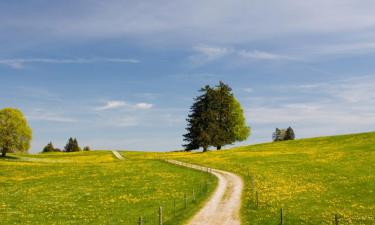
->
[{"left": 0, "top": 155, "right": 19, "bottom": 160}]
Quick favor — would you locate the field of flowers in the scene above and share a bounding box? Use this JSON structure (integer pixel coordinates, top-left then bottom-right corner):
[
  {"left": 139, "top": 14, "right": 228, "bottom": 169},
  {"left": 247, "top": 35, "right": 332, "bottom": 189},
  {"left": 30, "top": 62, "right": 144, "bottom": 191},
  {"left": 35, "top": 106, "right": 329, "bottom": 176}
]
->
[
  {"left": 0, "top": 151, "right": 216, "bottom": 225},
  {"left": 166, "top": 132, "right": 375, "bottom": 224}
]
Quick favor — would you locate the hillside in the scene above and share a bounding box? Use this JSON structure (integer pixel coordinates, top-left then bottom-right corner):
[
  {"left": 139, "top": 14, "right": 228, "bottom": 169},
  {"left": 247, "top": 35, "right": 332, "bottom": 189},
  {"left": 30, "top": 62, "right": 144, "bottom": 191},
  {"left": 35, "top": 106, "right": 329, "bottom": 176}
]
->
[
  {"left": 0, "top": 151, "right": 216, "bottom": 225},
  {"left": 166, "top": 132, "right": 375, "bottom": 224}
]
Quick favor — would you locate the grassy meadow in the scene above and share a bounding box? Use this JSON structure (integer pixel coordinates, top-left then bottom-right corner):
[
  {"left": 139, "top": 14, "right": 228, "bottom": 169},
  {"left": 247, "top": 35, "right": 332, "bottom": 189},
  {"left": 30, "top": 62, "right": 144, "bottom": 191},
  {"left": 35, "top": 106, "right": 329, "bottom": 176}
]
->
[
  {"left": 0, "top": 151, "right": 216, "bottom": 225},
  {"left": 166, "top": 132, "right": 375, "bottom": 224}
]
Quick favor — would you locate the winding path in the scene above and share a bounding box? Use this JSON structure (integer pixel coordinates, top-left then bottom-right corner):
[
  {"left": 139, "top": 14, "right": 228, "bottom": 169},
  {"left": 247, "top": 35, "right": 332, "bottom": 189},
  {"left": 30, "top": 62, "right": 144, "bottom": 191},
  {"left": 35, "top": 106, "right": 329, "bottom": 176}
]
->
[
  {"left": 112, "top": 151, "right": 124, "bottom": 160},
  {"left": 166, "top": 160, "right": 243, "bottom": 225}
]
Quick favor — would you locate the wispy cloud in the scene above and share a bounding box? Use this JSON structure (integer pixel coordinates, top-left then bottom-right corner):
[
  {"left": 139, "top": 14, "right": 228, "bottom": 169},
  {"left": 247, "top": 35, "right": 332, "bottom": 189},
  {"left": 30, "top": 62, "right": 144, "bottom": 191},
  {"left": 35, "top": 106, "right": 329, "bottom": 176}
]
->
[
  {"left": 0, "top": 57, "right": 139, "bottom": 69},
  {"left": 190, "top": 45, "right": 231, "bottom": 64},
  {"left": 244, "top": 75, "right": 375, "bottom": 142},
  {"left": 191, "top": 44, "right": 293, "bottom": 64},
  {"left": 4, "top": 1, "right": 375, "bottom": 45},
  {"left": 26, "top": 109, "right": 76, "bottom": 123},
  {"left": 96, "top": 100, "right": 153, "bottom": 111},
  {"left": 238, "top": 50, "right": 293, "bottom": 60},
  {"left": 134, "top": 103, "right": 153, "bottom": 109},
  {"left": 96, "top": 101, "right": 127, "bottom": 110}
]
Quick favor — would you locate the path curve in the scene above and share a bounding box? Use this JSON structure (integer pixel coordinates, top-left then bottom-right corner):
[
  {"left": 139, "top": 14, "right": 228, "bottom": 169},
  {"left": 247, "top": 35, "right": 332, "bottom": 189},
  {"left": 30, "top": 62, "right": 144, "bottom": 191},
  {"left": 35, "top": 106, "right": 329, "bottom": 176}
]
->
[
  {"left": 166, "top": 160, "right": 243, "bottom": 225},
  {"left": 112, "top": 151, "right": 124, "bottom": 160}
]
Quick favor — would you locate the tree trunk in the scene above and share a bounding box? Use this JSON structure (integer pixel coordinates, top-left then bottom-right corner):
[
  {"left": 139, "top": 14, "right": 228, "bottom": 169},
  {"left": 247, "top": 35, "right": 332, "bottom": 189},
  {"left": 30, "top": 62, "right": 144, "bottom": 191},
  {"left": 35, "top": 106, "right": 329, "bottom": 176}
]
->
[
  {"left": 203, "top": 146, "right": 208, "bottom": 152},
  {"left": 1, "top": 150, "right": 6, "bottom": 157},
  {"left": 216, "top": 146, "right": 222, "bottom": 150}
]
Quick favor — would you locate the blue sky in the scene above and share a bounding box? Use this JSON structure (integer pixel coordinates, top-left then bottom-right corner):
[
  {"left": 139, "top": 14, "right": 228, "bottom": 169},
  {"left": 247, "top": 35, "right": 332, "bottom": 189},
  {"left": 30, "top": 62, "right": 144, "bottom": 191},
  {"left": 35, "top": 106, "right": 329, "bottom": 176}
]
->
[{"left": 1, "top": 0, "right": 375, "bottom": 152}]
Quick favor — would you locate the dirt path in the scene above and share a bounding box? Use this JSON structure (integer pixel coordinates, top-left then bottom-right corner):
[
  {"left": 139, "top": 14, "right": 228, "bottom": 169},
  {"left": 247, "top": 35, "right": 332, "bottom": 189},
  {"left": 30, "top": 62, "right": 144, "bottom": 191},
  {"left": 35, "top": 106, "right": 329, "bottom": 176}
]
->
[
  {"left": 166, "top": 160, "right": 243, "bottom": 225},
  {"left": 112, "top": 151, "right": 124, "bottom": 160}
]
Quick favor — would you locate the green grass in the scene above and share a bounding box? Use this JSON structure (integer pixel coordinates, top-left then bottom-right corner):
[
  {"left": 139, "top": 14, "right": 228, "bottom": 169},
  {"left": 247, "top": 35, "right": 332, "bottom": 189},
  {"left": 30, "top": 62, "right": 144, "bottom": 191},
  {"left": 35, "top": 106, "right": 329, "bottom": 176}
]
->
[
  {"left": 0, "top": 151, "right": 217, "bottom": 225},
  {"left": 166, "top": 132, "right": 375, "bottom": 224}
]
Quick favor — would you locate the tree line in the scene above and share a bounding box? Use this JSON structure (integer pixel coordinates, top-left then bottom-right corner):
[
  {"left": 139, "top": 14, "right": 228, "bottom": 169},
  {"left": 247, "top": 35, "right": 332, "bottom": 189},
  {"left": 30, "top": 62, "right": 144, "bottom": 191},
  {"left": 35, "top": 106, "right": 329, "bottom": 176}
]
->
[
  {"left": 183, "top": 82, "right": 250, "bottom": 151},
  {"left": 42, "top": 138, "right": 90, "bottom": 153}
]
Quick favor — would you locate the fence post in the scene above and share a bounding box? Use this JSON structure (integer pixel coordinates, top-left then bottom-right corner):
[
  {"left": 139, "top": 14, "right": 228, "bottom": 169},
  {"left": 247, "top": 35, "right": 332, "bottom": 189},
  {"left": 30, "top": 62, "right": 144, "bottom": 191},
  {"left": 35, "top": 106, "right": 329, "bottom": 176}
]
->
[
  {"left": 335, "top": 214, "right": 339, "bottom": 225},
  {"left": 138, "top": 216, "right": 143, "bottom": 225},
  {"left": 159, "top": 206, "right": 163, "bottom": 225},
  {"left": 280, "top": 208, "right": 284, "bottom": 225}
]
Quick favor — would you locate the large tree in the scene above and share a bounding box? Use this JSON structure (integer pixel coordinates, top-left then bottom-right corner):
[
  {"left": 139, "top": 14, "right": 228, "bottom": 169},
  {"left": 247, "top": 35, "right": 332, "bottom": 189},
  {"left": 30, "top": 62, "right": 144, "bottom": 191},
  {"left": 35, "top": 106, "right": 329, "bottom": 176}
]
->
[
  {"left": 0, "top": 108, "right": 32, "bottom": 157},
  {"left": 183, "top": 82, "right": 250, "bottom": 151},
  {"left": 183, "top": 85, "right": 216, "bottom": 152}
]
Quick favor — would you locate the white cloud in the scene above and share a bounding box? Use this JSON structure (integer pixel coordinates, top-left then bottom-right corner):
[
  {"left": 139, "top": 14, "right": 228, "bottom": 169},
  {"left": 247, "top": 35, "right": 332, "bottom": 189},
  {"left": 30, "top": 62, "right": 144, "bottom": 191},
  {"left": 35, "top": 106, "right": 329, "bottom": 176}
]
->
[
  {"left": 190, "top": 45, "right": 231, "bottom": 64},
  {"left": 238, "top": 50, "right": 293, "bottom": 60},
  {"left": 193, "top": 45, "right": 230, "bottom": 59},
  {"left": 0, "top": 57, "right": 139, "bottom": 69},
  {"left": 96, "top": 101, "right": 127, "bottom": 110},
  {"left": 243, "top": 88, "right": 254, "bottom": 93},
  {"left": 191, "top": 45, "right": 293, "bottom": 64},
  {"left": 96, "top": 100, "right": 153, "bottom": 111},
  {"left": 134, "top": 103, "right": 153, "bottom": 109}
]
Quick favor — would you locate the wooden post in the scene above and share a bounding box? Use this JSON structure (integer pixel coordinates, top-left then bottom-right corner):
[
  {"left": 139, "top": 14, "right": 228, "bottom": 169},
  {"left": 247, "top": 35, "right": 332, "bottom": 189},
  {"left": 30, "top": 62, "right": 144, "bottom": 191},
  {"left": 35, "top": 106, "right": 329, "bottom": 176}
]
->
[
  {"left": 138, "top": 216, "right": 143, "bottom": 225},
  {"left": 159, "top": 206, "right": 163, "bottom": 225},
  {"left": 280, "top": 208, "right": 284, "bottom": 225},
  {"left": 335, "top": 214, "right": 339, "bottom": 225},
  {"left": 184, "top": 193, "right": 187, "bottom": 209},
  {"left": 255, "top": 191, "right": 259, "bottom": 208}
]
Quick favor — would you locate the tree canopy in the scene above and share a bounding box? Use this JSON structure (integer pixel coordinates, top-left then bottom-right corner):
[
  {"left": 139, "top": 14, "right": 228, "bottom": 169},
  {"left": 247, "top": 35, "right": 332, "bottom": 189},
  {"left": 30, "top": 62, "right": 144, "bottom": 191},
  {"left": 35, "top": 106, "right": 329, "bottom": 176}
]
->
[
  {"left": 183, "top": 82, "right": 250, "bottom": 151},
  {"left": 64, "top": 137, "right": 81, "bottom": 152},
  {"left": 42, "top": 142, "right": 61, "bottom": 153},
  {"left": 0, "top": 108, "right": 32, "bottom": 157},
  {"left": 272, "top": 127, "right": 295, "bottom": 142}
]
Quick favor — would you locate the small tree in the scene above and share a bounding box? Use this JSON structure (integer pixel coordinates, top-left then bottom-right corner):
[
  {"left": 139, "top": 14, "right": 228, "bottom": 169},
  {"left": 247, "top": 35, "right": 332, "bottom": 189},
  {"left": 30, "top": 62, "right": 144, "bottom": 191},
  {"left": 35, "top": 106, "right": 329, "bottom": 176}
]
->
[
  {"left": 64, "top": 137, "right": 81, "bottom": 152},
  {"left": 273, "top": 128, "right": 286, "bottom": 141},
  {"left": 83, "top": 146, "right": 90, "bottom": 151},
  {"left": 42, "top": 142, "right": 55, "bottom": 153},
  {"left": 0, "top": 108, "right": 32, "bottom": 157},
  {"left": 64, "top": 137, "right": 74, "bottom": 152},
  {"left": 273, "top": 127, "right": 295, "bottom": 141},
  {"left": 285, "top": 127, "right": 295, "bottom": 140},
  {"left": 72, "top": 138, "right": 81, "bottom": 152}
]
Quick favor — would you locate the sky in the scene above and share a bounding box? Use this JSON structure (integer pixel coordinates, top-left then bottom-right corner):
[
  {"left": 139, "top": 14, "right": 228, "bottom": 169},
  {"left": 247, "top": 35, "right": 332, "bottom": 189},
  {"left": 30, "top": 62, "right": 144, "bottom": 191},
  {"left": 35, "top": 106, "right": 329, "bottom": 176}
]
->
[{"left": 1, "top": 0, "right": 375, "bottom": 153}]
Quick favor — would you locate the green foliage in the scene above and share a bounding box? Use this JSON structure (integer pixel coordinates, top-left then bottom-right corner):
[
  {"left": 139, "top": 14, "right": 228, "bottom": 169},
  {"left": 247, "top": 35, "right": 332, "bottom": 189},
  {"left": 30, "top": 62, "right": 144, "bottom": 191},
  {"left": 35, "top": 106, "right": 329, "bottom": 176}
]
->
[
  {"left": 0, "top": 108, "right": 32, "bottom": 157},
  {"left": 273, "top": 127, "right": 295, "bottom": 142},
  {"left": 64, "top": 137, "right": 81, "bottom": 152},
  {"left": 183, "top": 82, "right": 250, "bottom": 151},
  {"left": 83, "top": 146, "right": 90, "bottom": 151},
  {"left": 42, "top": 142, "right": 61, "bottom": 153},
  {"left": 285, "top": 126, "right": 295, "bottom": 140},
  {"left": 43, "top": 142, "right": 55, "bottom": 153}
]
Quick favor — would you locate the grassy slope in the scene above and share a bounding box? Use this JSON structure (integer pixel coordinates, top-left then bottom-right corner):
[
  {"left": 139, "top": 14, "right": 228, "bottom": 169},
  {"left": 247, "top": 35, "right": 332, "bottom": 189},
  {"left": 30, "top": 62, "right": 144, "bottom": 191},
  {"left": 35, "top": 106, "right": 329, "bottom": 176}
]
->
[
  {"left": 0, "top": 151, "right": 216, "bottom": 225},
  {"left": 166, "top": 132, "right": 375, "bottom": 224}
]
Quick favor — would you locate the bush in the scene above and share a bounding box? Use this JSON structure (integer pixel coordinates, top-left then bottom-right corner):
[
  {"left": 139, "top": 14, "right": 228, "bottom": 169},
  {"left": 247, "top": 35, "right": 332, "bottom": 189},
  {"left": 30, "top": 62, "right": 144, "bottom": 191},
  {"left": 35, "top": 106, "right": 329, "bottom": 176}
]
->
[
  {"left": 42, "top": 142, "right": 61, "bottom": 153},
  {"left": 83, "top": 146, "right": 90, "bottom": 151}
]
